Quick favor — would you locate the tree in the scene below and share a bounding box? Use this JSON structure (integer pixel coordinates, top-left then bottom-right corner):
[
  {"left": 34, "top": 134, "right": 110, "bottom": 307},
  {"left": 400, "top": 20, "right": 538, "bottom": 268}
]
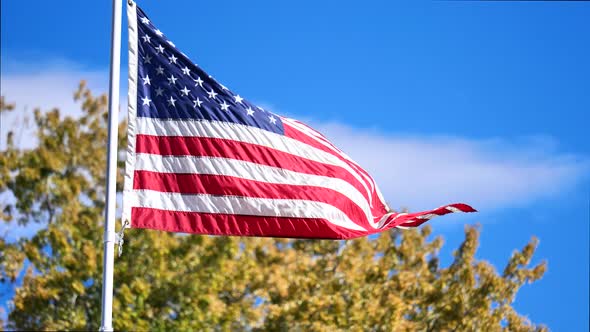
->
[{"left": 0, "top": 84, "right": 547, "bottom": 331}]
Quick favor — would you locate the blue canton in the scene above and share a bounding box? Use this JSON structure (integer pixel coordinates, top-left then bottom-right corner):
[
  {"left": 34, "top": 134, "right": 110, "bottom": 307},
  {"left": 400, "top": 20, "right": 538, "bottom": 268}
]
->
[{"left": 135, "top": 7, "right": 284, "bottom": 135}]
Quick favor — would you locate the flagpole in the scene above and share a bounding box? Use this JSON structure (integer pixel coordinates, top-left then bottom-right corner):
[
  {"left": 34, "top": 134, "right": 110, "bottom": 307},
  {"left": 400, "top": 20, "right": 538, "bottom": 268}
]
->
[{"left": 100, "top": 0, "right": 122, "bottom": 330}]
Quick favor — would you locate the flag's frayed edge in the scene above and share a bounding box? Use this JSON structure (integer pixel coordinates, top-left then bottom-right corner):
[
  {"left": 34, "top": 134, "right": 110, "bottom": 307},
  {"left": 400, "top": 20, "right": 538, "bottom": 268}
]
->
[{"left": 390, "top": 203, "right": 477, "bottom": 230}]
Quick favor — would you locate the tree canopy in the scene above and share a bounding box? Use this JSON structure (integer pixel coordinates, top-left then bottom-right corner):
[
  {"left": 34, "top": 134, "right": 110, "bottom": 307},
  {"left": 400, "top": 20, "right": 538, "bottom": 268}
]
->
[{"left": 0, "top": 84, "right": 547, "bottom": 331}]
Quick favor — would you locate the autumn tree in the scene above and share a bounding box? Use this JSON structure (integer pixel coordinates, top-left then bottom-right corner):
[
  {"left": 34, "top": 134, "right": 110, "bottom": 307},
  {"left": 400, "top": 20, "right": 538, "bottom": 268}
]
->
[{"left": 0, "top": 84, "right": 546, "bottom": 331}]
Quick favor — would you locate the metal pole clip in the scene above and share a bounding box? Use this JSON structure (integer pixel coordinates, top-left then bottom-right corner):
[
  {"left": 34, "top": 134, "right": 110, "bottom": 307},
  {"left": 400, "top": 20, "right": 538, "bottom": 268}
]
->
[{"left": 116, "top": 219, "right": 130, "bottom": 257}]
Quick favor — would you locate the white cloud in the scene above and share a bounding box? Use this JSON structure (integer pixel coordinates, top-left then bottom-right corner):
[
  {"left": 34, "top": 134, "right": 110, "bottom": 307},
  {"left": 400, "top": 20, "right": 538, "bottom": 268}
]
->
[
  {"left": 0, "top": 57, "right": 121, "bottom": 149},
  {"left": 2, "top": 58, "right": 588, "bottom": 216},
  {"left": 311, "top": 122, "right": 589, "bottom": 212}
]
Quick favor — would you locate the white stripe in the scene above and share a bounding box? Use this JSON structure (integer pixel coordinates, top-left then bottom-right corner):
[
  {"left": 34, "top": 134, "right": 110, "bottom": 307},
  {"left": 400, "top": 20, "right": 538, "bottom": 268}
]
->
[
  {"left": 122, "top": 2, "right": 139, "bottom": 224},
  {"left": 135, "top": 153, "right": 373, "bottom": 223},
  {"left": 136, "top": 117, "right": 373, "bottom": 202},
  {"left": 445, "top": 206, "right": 461, "bottom": 213},
  {"left": 416, "top": 213, "right": 437, "bottom": 220},
  {"left": 134, "top": 190, "right": 367, "bottom": 232}
]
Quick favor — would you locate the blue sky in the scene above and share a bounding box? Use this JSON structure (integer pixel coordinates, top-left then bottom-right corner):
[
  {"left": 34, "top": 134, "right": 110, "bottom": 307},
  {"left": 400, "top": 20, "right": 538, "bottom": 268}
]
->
[{"left": 1, "top": 0, "right": 589, "bottom": 329}]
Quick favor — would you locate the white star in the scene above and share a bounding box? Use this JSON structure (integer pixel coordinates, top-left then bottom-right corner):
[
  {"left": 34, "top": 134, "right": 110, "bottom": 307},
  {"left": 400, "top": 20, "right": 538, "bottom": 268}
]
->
[
  {"left": 155, "top": 87, "right": 164, "bottom": 96},
  {"left": 193, "top": 98, "right": 203, "bottom": 108},
  {"left": 142, "top": 35, "right": 151, "bottom": 43},
  {"left": 269, "top": 115, "right": 277, "bottom": 124},
  {"left": 142, "top": 74, "right": 151, "bottom": 85},
  {"left": 142, "top": 96, "right": 151, "bottom": 106},
  {"left": 167, "top": 40, "right": 176, "bottom": 47},
  {"left": 155, "top": 45, "right": 165, "bottom": 53},
  {"left": 155, "top": 66, "right": 164, "bottom": 75},
  {"left": 140, "top": 17, "right": 149, "bottom": 24},
  {"left": 144, "top": 54, "right": 152, "bottom": 64},
  {"left": 233, "top": 95, "right": 244, "bottom": 104},
  {"left": 257, "top": 106, "right": 265, "bottom": 112},
  {"left": 193, "top": 77, "right": 204, "bottom": 87},
  {"left": 180, "top": 86, "right": 190, "bottom": 96},
  {"left": 207, "top": 89, "right": 218, "bottom": 100},
  {"left": 168, "top": 54, "right": 177, "bottom": 64},
  {"left": 246, "top": 107, "right": 254, "bottom": 116},
  {"left": 220, "top": 84, "right": 229, "bottom": 91},
  {"left": 168, "top": 75, "right": 178, "bottom": 85},
  {"left": 167, "top": 96, "right": 176, "bottom": 107},
  {"left": 220, "top": 101, "right": 230, "bottom": 112},
  {"left": 181, "top": 66, "right": 191, "bottom": 75},
  {"left": 155, "top": 29, "right": 164, "bottom": 37}
]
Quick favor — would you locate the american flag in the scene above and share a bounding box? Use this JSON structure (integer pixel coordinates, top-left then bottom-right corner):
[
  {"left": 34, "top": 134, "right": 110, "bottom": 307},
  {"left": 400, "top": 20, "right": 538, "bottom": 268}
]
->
[{"left": 122, "top": 3, "right": 475, "bottom": 239}]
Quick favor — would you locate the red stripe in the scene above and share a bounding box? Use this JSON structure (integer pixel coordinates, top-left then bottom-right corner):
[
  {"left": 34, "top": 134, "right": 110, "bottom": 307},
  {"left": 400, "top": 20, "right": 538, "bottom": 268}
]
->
[
  {"left": 133, "top": 170, "right": 371, "bottom": 228},
  {"left": 135, "top": 134, "right": 376, "bottom": 205},
  {"left": 131, "top": 207, "right": 365, "bottom": 239}
]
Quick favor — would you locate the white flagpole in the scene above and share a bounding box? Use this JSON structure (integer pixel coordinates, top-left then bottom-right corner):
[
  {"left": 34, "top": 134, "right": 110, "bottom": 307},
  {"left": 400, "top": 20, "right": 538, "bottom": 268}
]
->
[{"left": 100, "top": 0, "right": 122, "bottom": 330}]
